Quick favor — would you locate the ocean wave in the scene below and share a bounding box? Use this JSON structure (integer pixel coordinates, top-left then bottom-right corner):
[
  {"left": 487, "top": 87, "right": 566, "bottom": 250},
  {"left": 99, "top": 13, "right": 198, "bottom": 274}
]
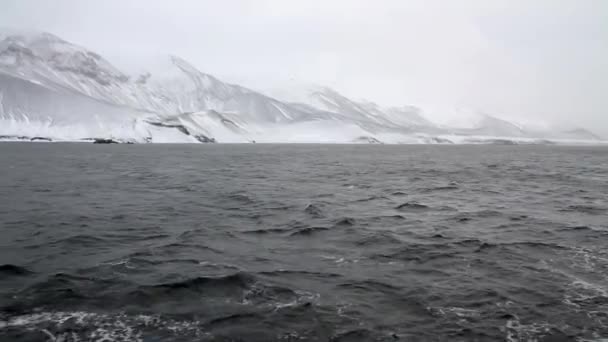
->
[{"left": 0, "top": 264, "right": 32, "bottom": 276}]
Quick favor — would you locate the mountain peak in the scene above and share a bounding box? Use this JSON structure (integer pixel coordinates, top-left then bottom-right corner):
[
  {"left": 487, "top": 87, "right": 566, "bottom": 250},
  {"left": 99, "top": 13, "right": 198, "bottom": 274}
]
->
[
  {"left": 0, "top": 28, "right": 128, "bottom": 86},
  {"left": 0, "top": 27, "right": 55, "bottom": 41},
  {"left": 560, "top": 128, "right": 602, "bottom": 141},
  {"left": 169, "top": 55, "right": 199, "bottom": 75}
]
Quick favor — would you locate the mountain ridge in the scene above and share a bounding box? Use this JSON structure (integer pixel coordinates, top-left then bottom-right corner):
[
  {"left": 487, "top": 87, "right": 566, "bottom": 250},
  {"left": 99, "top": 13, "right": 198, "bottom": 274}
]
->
[{"left": 0, "top": 29, "right": 603, "bottom": 144}]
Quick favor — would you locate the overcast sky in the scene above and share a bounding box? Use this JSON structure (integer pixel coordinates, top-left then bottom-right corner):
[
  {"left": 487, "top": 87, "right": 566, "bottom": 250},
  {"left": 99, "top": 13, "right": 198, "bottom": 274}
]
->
[{"left": 1, "top": 0, "right": 607, "bottom": 132}]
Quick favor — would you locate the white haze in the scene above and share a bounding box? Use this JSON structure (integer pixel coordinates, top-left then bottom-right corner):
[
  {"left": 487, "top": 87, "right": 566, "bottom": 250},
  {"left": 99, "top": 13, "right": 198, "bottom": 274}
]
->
[{"left": 1, "top": 0, "right": 607, "bottom": 135}]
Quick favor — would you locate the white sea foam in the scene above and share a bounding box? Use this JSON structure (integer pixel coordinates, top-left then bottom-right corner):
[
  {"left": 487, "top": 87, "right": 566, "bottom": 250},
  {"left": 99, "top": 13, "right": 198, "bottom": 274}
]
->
[
  {"left": 505, "top": 317, "right": 554, "bottom": 342},
  {"left": 1, "top": 311, "right": 210, "bottom": 342}
]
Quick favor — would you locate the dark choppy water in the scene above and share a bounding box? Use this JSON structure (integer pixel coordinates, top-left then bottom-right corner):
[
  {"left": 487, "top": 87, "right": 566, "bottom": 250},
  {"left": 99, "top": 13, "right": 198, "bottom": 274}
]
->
[{"left": 1, "top": 143, "right": 607, "bottom": 342}]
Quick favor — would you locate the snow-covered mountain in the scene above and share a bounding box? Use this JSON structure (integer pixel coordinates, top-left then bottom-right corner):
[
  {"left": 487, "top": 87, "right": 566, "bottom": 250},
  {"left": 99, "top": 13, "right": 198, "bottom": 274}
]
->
[
  {"left": 267, "top": 86, "right": 604, "bottom": 143},
  {"left": 265, "top": 85, "right": 436, "bottom": 132},
  {"left": 0, "top": 30, "right": 306, "bottom": 120},
  {"left": 453, "top": 114, "right": 526, "bottom": 137},
  {"left": 0, "top": 29, "right": 603, "bottom": 144},
  {"left": 0, "top": 30, "right": 408, "bottom": 143}
]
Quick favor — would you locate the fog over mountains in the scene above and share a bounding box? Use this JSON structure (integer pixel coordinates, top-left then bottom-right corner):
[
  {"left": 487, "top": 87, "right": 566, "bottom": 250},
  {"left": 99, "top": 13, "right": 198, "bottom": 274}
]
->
[{"left": 0, "top": 29, "right": 603, "bottom": 144}]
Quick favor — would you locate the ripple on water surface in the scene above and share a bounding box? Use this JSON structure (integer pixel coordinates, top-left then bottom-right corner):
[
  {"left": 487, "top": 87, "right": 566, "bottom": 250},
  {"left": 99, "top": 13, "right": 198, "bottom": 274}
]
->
[{"left": 1, "top": 144, "right": 608, "bottom": 341}]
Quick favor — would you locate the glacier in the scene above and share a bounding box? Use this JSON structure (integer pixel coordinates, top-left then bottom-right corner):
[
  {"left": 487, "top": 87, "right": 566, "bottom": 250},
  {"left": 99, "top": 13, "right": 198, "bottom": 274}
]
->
[{"left": 0, "top": 29, "right": 605, "bottom": 145}]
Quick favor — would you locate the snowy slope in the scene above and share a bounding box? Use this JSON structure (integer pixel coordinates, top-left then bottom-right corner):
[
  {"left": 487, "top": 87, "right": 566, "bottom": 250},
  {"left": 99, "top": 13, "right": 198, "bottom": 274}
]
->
[
  {"left": 267, "top": 85, "right": 436, "bottom": 132},
  {"left": 0, "top": 29, "right": 603, "bottom": 144},
  {"left": 0, "top": 30, "right": 307, "bottom": 122},
  {"left": 453, "top": 114, "right": 526, "bottom": 137},
  {"left": 1, "top": 29, "right": 409, "bottom": 143},
  {"left": 0, "top": 30, "right": 318, "bottom": 142}
]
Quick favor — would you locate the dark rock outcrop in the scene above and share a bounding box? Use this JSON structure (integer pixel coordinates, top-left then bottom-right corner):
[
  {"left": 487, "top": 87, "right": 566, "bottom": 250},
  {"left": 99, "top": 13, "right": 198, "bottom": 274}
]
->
[
  {"left": 194, "top": 135, "right": 216, "bottom": 143},
  {"left": 30, "top": 136, "right": 52, "bottom": 142},
  {"left": 93, "top": 138, "right": 119, "bottom": 144}
]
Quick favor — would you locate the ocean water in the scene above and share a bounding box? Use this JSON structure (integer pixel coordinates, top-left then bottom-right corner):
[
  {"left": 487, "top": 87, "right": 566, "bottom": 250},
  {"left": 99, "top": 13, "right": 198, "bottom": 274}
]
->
[{"left": 0, "top": 143, "right": 607, "bottom": 342}]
